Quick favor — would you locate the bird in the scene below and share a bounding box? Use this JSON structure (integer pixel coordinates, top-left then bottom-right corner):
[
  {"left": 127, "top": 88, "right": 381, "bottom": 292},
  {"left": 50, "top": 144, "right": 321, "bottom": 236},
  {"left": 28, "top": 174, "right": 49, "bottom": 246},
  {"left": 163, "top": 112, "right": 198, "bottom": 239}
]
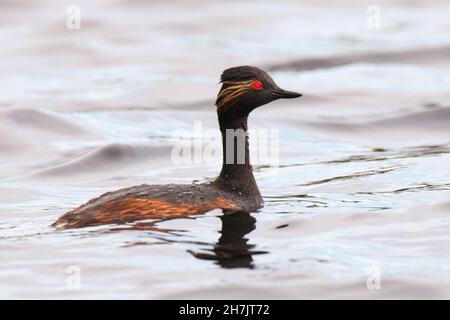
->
[{"left": 52, "top": 66, "right": 302, "bottom": 229}]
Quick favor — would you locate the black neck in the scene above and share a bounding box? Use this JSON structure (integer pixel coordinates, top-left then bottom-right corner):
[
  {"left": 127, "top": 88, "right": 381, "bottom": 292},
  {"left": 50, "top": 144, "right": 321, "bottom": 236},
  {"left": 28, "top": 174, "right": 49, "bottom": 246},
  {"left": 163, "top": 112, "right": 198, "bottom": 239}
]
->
[{"left": 214, "top": 113, "right": 261, "bottom": 198}]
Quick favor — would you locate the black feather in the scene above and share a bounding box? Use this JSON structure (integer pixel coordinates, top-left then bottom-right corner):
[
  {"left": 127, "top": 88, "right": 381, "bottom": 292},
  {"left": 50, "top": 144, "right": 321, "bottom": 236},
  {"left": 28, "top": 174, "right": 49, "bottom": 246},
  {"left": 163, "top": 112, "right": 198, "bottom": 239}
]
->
[{"left": 220, "top": 66, "right": 264, "bottom": 83}]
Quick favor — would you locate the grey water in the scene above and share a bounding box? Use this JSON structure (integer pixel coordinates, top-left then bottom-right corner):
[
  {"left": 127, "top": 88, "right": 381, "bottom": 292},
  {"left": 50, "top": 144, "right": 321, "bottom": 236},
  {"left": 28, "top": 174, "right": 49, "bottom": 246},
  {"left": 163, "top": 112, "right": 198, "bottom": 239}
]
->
[{"left": 1, "top": 0, "right": 450, "bottom": 299}]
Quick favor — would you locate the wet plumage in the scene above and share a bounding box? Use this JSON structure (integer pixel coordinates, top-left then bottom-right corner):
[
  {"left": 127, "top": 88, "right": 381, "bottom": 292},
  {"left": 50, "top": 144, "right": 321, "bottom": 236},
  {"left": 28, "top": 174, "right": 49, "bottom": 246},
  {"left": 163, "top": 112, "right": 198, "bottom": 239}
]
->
[{"left": 53, "top": 66, "right": 301, "bottom": 229}]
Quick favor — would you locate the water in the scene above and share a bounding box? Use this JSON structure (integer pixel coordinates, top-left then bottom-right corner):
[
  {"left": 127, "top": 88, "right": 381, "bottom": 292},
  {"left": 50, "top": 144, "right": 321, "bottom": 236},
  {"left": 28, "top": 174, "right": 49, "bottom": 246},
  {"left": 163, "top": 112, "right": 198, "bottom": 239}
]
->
[{"left": 1, "top": 0, "right": 450, "bottom": 299}]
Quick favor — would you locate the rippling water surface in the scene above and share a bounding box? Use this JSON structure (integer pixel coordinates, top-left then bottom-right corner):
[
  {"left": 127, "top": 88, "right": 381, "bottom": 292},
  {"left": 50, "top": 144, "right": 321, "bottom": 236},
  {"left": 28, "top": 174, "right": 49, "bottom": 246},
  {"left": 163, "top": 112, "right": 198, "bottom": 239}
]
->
[{"left": 1, "top": 0, "right": 450, "bottom": 299}]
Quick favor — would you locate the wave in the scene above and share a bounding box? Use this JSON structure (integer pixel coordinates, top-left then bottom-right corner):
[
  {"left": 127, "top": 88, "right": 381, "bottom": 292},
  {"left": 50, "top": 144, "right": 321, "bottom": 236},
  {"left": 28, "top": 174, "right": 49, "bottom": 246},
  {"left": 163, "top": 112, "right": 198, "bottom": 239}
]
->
[
  {"left": 1, "top": 108, "right": 88, "bottom": 136},
  {"left": 269, "top": 45, "right": 450, "bottom": 72},
  {"left": 30, "top": 143, "right": 173, "bottom": 178},
  {"left": 300, "top": 107, "right": 450, "bottom": 142}
]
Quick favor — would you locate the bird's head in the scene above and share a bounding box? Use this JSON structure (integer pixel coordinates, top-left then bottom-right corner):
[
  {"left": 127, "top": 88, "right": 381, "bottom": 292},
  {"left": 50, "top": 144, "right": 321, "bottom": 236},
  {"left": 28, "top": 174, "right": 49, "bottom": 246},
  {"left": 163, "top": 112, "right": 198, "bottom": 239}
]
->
[{"left": 215, "top": 66, "right": 302, "bottom": 119}]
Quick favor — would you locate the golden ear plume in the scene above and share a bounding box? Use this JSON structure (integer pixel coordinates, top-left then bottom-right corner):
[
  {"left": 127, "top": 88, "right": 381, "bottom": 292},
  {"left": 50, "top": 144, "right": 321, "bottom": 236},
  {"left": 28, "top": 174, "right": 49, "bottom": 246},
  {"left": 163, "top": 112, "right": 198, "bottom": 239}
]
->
[{"left": 216, "top": 80, "right": 253, "bottom": 110}]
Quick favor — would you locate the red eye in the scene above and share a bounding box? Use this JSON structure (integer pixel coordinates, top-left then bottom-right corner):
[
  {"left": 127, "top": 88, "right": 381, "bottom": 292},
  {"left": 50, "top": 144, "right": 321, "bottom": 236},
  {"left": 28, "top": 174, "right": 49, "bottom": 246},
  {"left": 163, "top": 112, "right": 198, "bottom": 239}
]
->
[{"left": 251, "top": 80, "right": 263, "bottom": 90}]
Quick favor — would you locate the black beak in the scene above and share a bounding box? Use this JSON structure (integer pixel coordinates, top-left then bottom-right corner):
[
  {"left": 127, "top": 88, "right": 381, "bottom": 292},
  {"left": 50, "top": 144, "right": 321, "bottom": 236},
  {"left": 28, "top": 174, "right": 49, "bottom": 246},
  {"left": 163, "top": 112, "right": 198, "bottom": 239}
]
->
[{"left": 271, "top": 88, "right": 302, "bottom": 99}]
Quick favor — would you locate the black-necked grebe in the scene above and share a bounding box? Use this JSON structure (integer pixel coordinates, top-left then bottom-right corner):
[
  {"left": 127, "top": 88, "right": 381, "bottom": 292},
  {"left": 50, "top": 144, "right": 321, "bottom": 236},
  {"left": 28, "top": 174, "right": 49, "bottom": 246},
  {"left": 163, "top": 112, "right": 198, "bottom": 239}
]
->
[{"left": 52, "top": 66, "right": 302, "bottom": 229}]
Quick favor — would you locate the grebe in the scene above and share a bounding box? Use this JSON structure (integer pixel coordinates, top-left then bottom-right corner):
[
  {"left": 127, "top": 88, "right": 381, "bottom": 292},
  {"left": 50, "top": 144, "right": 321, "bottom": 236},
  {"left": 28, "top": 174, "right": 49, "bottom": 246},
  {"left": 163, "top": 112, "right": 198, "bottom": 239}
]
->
[{"left": 52, "top": 66, "right": 301, "bottom": 229}]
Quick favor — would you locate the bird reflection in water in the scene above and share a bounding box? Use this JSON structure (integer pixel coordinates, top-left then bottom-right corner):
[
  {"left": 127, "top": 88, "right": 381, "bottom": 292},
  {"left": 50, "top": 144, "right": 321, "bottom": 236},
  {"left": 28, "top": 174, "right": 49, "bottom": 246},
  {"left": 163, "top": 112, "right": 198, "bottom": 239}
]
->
[
  {"left": 116, "top": 211, "right": 267, "bottom": 269},
  {"left": 188, "top": 211, "right": 268, "bottom": 269}
]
